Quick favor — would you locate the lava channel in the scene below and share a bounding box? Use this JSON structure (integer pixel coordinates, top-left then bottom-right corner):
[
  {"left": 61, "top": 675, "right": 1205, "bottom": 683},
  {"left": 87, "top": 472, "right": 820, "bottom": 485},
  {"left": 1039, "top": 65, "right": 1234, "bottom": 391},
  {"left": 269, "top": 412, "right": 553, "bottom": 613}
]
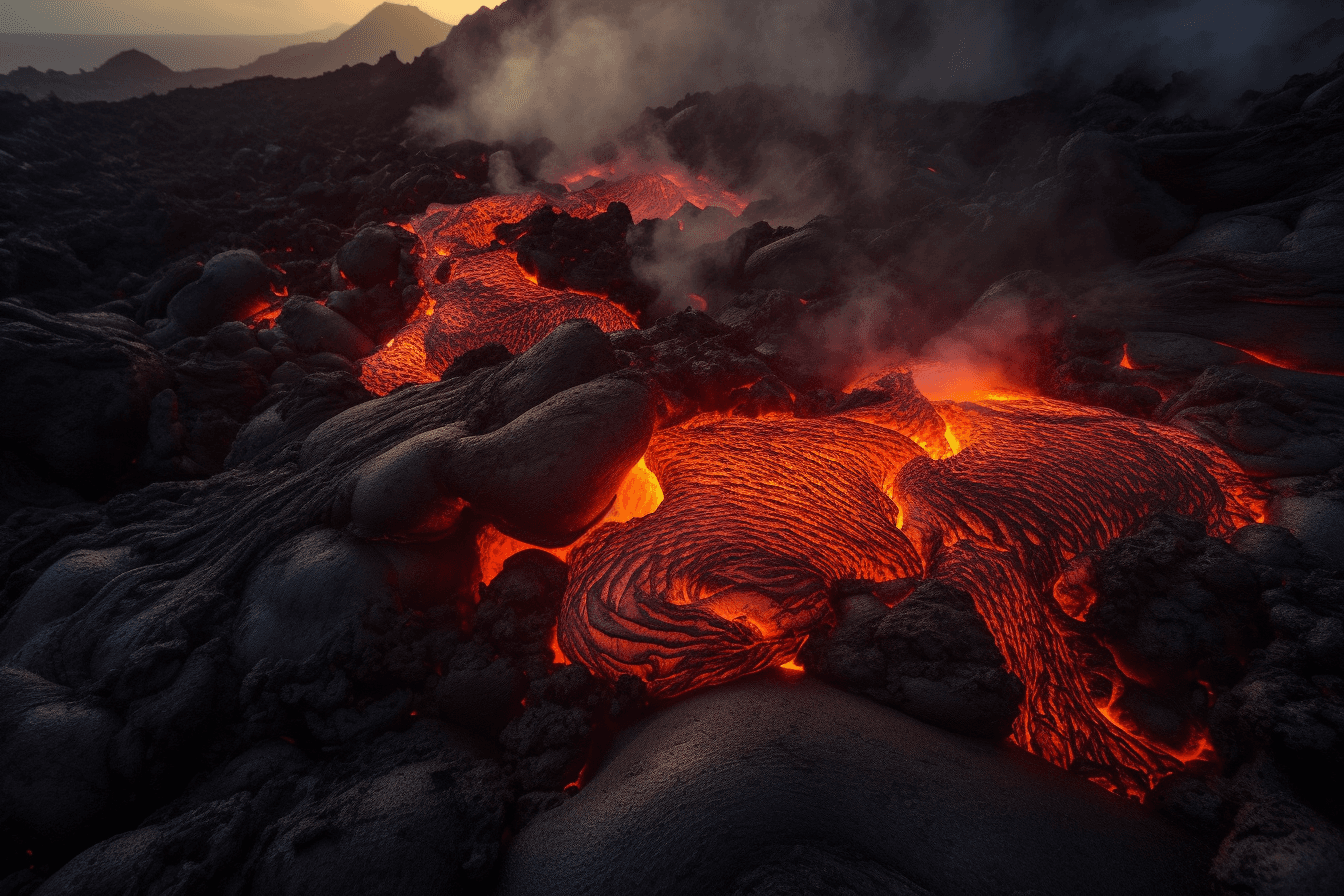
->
[
  {"left": 559, "top": 391, "right": 1263, "bottom": 795},
  {"left": 360, "top": 172, "right": 738, "bottom": 396}
]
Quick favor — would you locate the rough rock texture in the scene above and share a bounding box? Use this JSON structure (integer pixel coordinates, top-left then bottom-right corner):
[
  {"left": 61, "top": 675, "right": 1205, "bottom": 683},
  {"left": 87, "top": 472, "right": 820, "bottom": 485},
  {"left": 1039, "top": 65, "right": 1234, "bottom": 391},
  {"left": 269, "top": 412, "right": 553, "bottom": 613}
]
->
[
  {"left": 0, "top": 321, "right": 651, "bottom": 884},
  {"left": 495, "top": 202, "right": 655, "bottom": 314},
  {"left": 1074, "top": 513, "right": 1265, "bottom": 751},
  {"left": 349, "top": 375, "right": 655, "bottom": 544},
  {"left": 800, "top": 580, "right": 1025, "bottom": 738},
  {"left": 33, "top": 722, "right": 507, "bottom": 896},
  {"left": 274, "top": 297, "right": 376, "bottom": 360},
  {"left": 0, "top": 302, "right": 171, "bottom": 493},
  {"left": 500, "top": 674, "right": 1213, "bottom": 896},
  {"left": 336, "top": 226, "right": 407, "bottom": 289},
  {"left": 150, "top": 249, "right": 276, "bottom": 344},
  {"left": 3, "top": 10, "right": 1344, "bottom": 892}
]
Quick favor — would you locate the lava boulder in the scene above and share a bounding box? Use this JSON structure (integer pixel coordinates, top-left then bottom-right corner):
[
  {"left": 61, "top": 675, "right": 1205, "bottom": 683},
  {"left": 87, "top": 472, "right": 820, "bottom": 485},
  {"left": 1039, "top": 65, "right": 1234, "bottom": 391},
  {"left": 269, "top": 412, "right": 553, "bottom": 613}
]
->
[
  {"left": 801, "top": 580, "right": 1025, "bottom": 738},
  {"left": 151, "top": 250, "right": 276, "bottom": 345},
  {"left": 336, "top": 226, "right": 404, "bottom": 288}
]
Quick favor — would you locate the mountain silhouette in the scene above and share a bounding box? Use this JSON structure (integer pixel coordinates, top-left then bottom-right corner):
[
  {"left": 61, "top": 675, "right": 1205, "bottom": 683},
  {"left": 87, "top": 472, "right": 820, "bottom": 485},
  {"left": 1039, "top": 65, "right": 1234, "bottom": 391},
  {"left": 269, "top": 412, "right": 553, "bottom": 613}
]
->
[
  {"left": 93, "top": 49, "right": 175, "bottom": 81},
  {"left": 225, "top": 3, "right": 451, "bottom": 81},
  {"left": 0, "top": 3, "right": 451, "bottom": 101}
]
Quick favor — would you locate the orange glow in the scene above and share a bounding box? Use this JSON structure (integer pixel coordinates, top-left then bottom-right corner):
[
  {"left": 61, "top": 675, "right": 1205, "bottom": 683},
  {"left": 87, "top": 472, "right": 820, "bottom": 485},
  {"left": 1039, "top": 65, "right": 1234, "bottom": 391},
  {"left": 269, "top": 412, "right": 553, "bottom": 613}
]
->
[
  {"left": 359, "top": 171, "right": 740, "bottom": 396},
  {"left": 248, "top": 304, "right": 283, "bottom": 325},
  {"left": 686, "top": 293, "right": 708, "bottom": 312},
  {"left": 556, "top": 156, "right": 748, "bottom": 215},
  {"left": 1119, "top": 344, "right": 1135, "bottom": 369},
  {"left": 476, "top": 457, "right": 665, "bottom": 584},
  {"left": 549, "top": 626, "right": 569, "bottom": 666},
  {"left": 1212, "top": 340, "right": 1342, "bottom": 375},
  {"left": 780, "top": 659, "right": 805, "bottom": 672},
  {"left": 905, "top": 359, "right": 1034, "bottom": 403},
  {"left": 559, "top": 391, "right": 1263, "bottom": 795}
]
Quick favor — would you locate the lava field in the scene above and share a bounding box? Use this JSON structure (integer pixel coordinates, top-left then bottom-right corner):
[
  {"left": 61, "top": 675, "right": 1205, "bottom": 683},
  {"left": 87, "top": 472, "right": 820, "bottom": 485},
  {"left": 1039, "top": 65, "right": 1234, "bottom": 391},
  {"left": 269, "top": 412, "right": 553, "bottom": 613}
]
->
[{"left": 2, "top": 2, "right": 1344, "bottom": 894}]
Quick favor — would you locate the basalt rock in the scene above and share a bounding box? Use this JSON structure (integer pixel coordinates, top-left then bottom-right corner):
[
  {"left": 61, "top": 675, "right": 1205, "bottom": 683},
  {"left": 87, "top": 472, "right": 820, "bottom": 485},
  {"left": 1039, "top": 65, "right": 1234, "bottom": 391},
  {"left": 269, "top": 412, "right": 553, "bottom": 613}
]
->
[
  {"left": 0, "top": 319, "right": 648, "bottom": 871},
  {"left": 33, "top": 722, "right": 509, "bottom": 896},
  {"left": 801, "top": 581, "right": 1025, "bottom": 739},
  {"left": 336, "top": 225, "right": 408, "bottom": 289},
  {"left": 0, "top": 302, "right": 171, "bottom": 494},
  {"left": 275, "top": 296, "right": 376, "bottom": 360},
  {"left": 1066, "top": 513, "right": 1264, "bottom": 751},
  {"left": 148, "top": 250, "right": 276, "bottom": 346},
  {"left": 500, "top": 674, "right": 1212, "bottom": 896},
  {"left": 347, "top": 375, "right": 656, "bottom": 545},
  {"left": 494, "top": 202, "right": 656, "bottom": 315}
]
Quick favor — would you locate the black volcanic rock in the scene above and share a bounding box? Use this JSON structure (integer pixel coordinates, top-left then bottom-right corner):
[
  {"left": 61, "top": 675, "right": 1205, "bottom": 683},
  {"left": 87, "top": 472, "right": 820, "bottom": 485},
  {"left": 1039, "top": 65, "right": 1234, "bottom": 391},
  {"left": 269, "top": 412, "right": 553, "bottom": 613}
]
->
[
  {"left": 33, "top": 722, "right": 507, "bottom": 896},
  {"left": 2, "top": 8, "right": 1344, "bottom": 890},
  {"left": 495, "top": 202, "right": 657, "bottom": 314},
  {"left": 0, "top": 320, "right": 650, "bottom": 878},
  {"left": 801, "top": 580, "right": 1025, "bottom": 739},
  {"left": 500, "top": 674, "right": 1212, "bottom": 896},
  {"left": 0, "top": 302, "right": 170, "bottom": 493},
  {"left": 336, "top": 226, "right": 405, "bottom": 288},
  {"left": 1062, "top": 514, "right": 1265, "bottom": 752},
  {"left": 275, "top": 296, "right": 376, "bottom": 360},
  {"left": 147, "top": 249, "right": 276, "bottom": 346}
]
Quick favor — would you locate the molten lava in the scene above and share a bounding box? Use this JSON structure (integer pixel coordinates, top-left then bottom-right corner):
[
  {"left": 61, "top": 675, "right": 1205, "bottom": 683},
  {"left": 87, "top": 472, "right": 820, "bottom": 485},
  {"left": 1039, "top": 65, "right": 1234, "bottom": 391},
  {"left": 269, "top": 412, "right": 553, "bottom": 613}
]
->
[
  {"left": 360, "top": 172, "right": 742, "bottom": 395},
  {"left": 558, "top": 390, "right": 1262, "bottom": 795},
  {"left": 356, "top": 162, "right": 1271, "bottom": 797}
]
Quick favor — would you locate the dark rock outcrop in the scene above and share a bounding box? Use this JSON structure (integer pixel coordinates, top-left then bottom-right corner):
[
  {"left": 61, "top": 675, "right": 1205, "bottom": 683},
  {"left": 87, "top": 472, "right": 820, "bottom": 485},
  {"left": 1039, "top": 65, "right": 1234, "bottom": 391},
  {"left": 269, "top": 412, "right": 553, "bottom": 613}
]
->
[
  {"left": 801, "top": 581, "right": 1025, "bottom": 739},
  {"left": 500, "top": 674, "right": 1212, "bottom": 896}
]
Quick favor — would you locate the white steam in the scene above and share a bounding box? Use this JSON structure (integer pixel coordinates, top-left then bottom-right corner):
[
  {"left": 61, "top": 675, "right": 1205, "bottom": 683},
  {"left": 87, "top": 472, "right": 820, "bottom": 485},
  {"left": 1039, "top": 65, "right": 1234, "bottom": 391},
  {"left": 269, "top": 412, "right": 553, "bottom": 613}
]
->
[
  {"left": 414, "top": 0, "right": 873, "bottom": 153},
  {"left": 416, "top": 0, "right": 1344, "bottom": 155}
]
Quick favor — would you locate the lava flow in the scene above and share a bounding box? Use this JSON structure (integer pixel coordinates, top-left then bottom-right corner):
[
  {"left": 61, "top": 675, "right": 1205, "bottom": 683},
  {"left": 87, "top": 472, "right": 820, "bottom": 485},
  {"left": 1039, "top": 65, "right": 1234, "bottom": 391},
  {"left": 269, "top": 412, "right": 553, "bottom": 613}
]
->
[
  {"left": 351, "top": 162, "right": 1268, "bottom": 796},
  {"left": 559, "top": 386, "right": 1263, "bottom": 796},
  {"left": 360, "top": 171, "right": 739, "bottom": 395}
]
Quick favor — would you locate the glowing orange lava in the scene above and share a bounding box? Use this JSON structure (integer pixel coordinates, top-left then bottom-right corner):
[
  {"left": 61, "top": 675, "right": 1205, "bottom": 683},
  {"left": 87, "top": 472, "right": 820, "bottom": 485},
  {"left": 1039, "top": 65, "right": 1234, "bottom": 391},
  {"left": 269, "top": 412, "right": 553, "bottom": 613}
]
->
[
  {"left": 354, "top": 163, "right": 1277, "bottom": 798},
  {"left": 359, "top": 172, "right": 743, "bottom": 395},
  {"left": 555, "top": 389, "right": 1262, "bottom": 796},
  {"left": 1211, "top": 340, "right": 1342, "bottom": 375}
]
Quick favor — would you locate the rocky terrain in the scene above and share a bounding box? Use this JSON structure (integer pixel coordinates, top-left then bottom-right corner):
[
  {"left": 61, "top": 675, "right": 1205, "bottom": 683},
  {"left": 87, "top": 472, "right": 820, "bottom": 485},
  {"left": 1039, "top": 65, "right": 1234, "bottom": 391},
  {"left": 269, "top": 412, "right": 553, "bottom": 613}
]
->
[{"left": 1, "top": 1, "right": 1343, "bottom": 894}]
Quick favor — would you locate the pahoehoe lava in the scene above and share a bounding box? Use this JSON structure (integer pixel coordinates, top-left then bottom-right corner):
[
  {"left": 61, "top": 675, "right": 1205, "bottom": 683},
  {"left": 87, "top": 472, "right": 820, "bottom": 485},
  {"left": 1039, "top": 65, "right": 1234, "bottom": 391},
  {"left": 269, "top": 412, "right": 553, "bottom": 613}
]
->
[
  {"left": 562, "top": 390, "right": 1261, "bottom": 794},
  {"left": 4, "top": 5, "right": 1344, "bottom": 889}
]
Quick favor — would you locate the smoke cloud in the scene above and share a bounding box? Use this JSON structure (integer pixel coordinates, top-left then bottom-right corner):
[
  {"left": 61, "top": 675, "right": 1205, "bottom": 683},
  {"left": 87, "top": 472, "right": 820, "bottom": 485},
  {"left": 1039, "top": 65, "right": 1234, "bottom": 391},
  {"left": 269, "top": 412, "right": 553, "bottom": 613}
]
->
[
  {"left": 410, "top": 0, "right": 1344, "bottom": 393},
  {"left": 417, "top": 0, "right": 1344, "bottom": 153},
  {"left": 417, "top": 0, "right": 873, "bottom": 154}
]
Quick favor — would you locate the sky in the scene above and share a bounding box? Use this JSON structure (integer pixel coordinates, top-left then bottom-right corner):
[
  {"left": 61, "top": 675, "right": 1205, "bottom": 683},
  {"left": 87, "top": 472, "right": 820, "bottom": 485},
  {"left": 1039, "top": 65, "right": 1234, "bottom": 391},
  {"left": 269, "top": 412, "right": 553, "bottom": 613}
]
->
[{"left": 0, "top": 0, "right": 501, "bottom": 33}]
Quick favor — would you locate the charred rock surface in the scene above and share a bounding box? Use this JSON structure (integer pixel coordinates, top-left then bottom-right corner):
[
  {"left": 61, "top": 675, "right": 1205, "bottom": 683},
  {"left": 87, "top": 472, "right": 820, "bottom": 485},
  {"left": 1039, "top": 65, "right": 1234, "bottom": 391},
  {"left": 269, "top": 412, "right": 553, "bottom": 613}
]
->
[
  {"left": 494, "top": 201, "right": 656, "bottom": 315},
  {"left": 500, "top": 673, "right": 1213, "bottom": 896},
  {"left": 0, "top": 322, "right": 652, "bottom": 887},
  {"left": 3, "top": 6, "right": 1344, "bottom": 892},
  {"left": 0, "top": 303, "right": 170, "bottom": 496},
  {"left": 800, "top": 580, "right": 1025, "bottom": 739}
]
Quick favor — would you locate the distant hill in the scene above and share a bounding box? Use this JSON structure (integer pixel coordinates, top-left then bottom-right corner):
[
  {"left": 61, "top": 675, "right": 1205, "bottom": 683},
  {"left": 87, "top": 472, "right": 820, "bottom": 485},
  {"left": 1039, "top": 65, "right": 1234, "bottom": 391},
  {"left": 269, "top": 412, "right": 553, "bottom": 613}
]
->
[
  {"left": 0, "top": 4, "right": 450, "bottom": 102},
  {"left": 95, "top": 49, "right": 174, "bottom": 81},
  {"left": 227, "top": 3, "right": 452, "bottom": 81},
  {"left": 0, "top": 26, "right": 349, "bottom": 74}
]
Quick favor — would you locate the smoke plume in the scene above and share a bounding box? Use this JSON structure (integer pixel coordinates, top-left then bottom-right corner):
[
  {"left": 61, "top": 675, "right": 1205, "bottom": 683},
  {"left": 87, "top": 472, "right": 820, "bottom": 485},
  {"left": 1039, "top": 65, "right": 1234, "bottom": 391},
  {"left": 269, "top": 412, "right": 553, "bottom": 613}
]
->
[{"left": 416, "top": 0, "right": 1344, "bottom": 152}]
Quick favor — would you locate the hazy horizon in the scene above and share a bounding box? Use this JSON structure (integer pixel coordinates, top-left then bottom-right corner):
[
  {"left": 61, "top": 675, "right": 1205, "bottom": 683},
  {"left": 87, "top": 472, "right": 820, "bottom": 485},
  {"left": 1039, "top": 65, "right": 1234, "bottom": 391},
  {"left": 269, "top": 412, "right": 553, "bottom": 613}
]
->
[{"left": 0, "top": 0, "right": 497, "bottom": 35}]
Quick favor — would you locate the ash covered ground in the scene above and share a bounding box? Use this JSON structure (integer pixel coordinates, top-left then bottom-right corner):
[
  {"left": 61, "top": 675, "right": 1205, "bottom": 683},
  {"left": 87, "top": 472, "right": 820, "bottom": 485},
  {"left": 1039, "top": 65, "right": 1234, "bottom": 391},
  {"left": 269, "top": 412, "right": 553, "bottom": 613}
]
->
[{"left": 2, "top": 1, "right": 1344, "bottom": 894}]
